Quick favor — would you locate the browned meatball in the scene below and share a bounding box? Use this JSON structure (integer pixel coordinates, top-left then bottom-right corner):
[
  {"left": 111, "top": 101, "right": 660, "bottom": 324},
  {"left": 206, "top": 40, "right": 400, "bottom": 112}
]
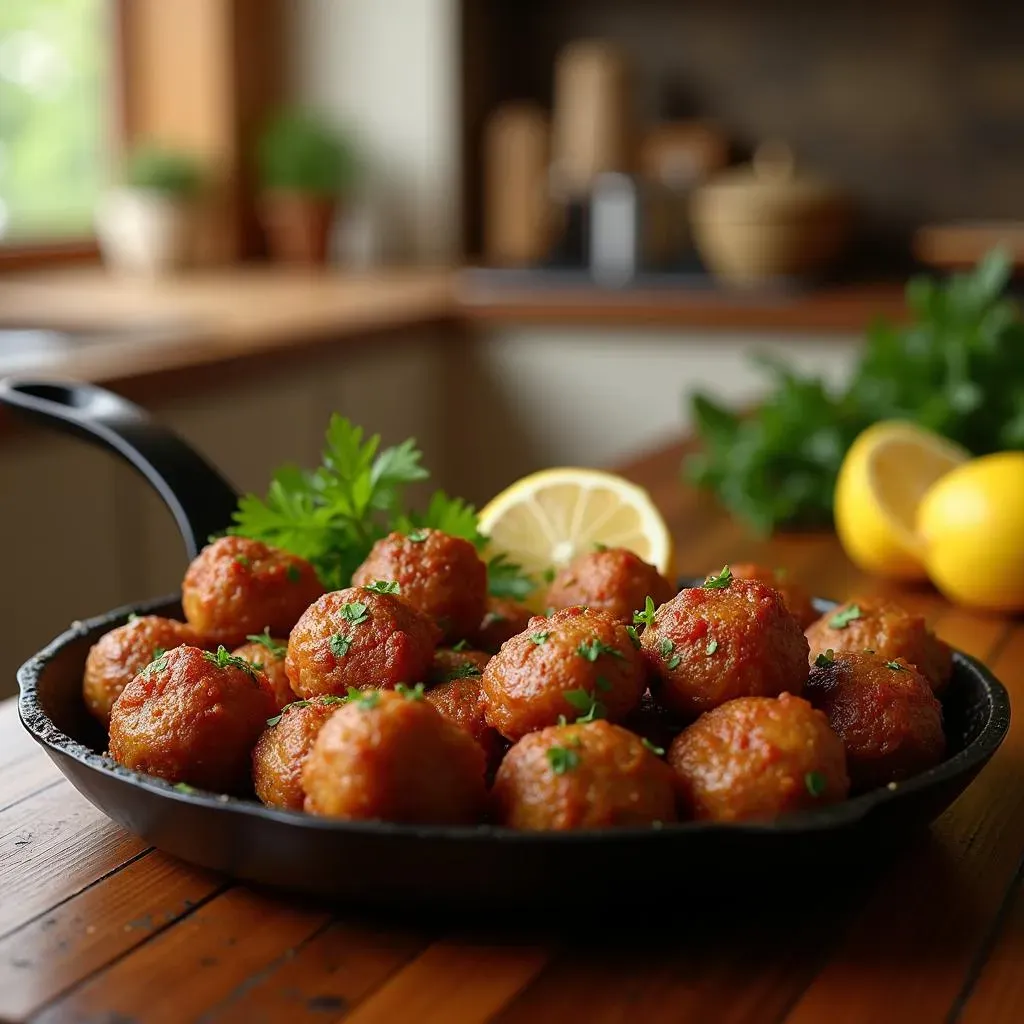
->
[
  {"left": 286, "top": 587, "right": 440, "bottom": 698},
  {"left": 182, "top": 536, "right": 324, "bottom": 648},
  {"left": 427, "top": 647, "right": 491, "bottom": 685},
  {"left": 474, "top": 597, "right": 534, "bottom": 654},
  {"left": 108, "top": 645, "right": 276, "bottom": 794},
  {"left": 805, "top": 597, "right": 953, "bottom": 694},
  {"left": 640, "top": 572, "right": 809, "bottom": 720},
  {"left": 83, "top": 616, "right": 196, "bottom": 729},
  {"left": 251, "top": 695, "right": 346, "bottom": 809},
  {"left": 492, "top": 720, "right": 677, "bottom": 830},
  {"left": 232, "top": 632, "right": 292, "bottom": 711},
  {"left": 481, "top": 606, "right": 646, "bottom": 742},
  {"left": 668, "top": 693, "right": 849, "bottom": 822},
  {"left": 351, "top": 529, "right": 487, "bottom": 643},
  {"left": 547, "top": 547, "right": 676, "bottom": 624},
  {"left": 302, "top": 690, "right": 487, "bottom": 823},
  {"left": 727, "top": 563, "right": 818, "bottom": 631},
  {"left": 805, "top": 650, "right": 945, "bottom": 791},
  {"left": 424, "top": 675, "right": 505, "bottom": 771}
]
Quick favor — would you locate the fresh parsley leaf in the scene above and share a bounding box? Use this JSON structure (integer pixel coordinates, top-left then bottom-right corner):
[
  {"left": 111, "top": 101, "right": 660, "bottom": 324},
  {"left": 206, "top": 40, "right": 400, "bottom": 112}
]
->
[
  {"left": 364, "top": 579, "right": 400, "bottom": 595},
  {"left": 251, "top": 661, "right": 264, "bottom": 672},
  {"left": 593, "top": 542, "right": 608, "bottom": 552},
  {"left": 173, "top": 782, "right": 198, "bottom": 795},
  {"left": 246, "top": 629, "right": 287, "bottom": 658},
  {"left": 234, "top": 554, "right": 250, "bottom": 567},
  {"left": 625, "top": 625, "right": 641, "bottom": 649},
  {"left": 202, "top": 646, "right": 258, "bottom": 677},
  {"left": 127, "top": 612, "right": 140, "bottom": 623},
  {"left": 703, "top": 565, "right": 733, "bottom": 589},
  {"left": 563, "top": 688, "right": 606, "bottom": 723},
  {"left": 705, "top": 638, "right": 718, "bottom": 656},
  {"left": 152, "top": 646, "right": 167, "bottom": 661},
  {"left": 829, "top": 604, "right": 862, "bottom": 629},
  {"left": 815, "top": 649, "right": 836, "bottom": 667},
  {"left": 530, "top": 632, "right": 550, "bottom": 645},
  {"left": 542, "top": 567, "right": 557, "bottom": 585},
  {"left": 452, "top": 639, "right": 471, "bottom": 651},
  {"left": 346, "top": 687, "right": 381, "bottom": 709},
  {"left": 444, "top": 662, "right": 482, "bottom": 681},
  {"left": 395, "top": 682, "right": 426, "bottom": 701},
  {"left": 547, "top": 745, "right": 581, "bottom": 775},
  {"left": 407, "top": 529, "right": 429, "bottom": 543},
  {"left": 486, "top": 553, "right": 536, "bottom": 601},
  {"left": 633, "top": 596, "right": 657, "bottom": 630},
  {"left": 805, "top": 770, "right": 827, "bottom": 797},
  {"left": 885, "top": 660, "right": 904, "bottom": 671},
  {"left": 657, "top": 637, "right": 681, "bottom": 670},
  {"left": 641, "top": 738, "right": 665, "bottom": 757},
  {"left": 266, "top": 698, "right": 313, "bottom": 726},
  {"left": 341, "top": 601, "right": 370, "bottom": 625},
  {"left": 143, "top": 653, "right": 170, "bottom": 677},
  {"left": 330, "top": 633, "right": 352, "bottom": 658},
  {"left": 575, "top": 638, "right": 624, "bottom": 662}
]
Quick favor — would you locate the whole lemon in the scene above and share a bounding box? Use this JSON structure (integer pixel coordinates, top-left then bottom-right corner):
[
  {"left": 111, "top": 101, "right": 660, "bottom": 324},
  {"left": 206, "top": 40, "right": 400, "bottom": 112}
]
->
[{"left": 916, "top": 452, "right": 1024, "bottom": 613}]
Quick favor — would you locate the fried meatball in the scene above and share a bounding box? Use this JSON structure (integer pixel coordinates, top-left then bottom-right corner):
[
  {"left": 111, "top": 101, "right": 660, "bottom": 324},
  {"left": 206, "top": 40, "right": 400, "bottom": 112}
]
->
[
  {"left": 302, "top": 690, "right": 487, "bottom": 823},
  {"left": 727, "top": 563, "right": 818, "bottom": 631},
  {"left": 641, "top": 576, "right": 809, "bottom": 720},
  {"left": 182, "top": 536, "right": 324, "bottom": 648},
  {"left": 481, "top": 606, "right": 646, "bottom": 742},
  {"left": 547, "top": 547, "right": 676, "bottom": 624},
  {"left": 668, "top": 693, "right": 849, "bottom": 822},
  {"left": 251, "top": 695, "right": 346, "bottom": 810},
  {"left": 805, "top": 650, "right": 945, "bottom": 790},
  {"left": 231, "top": 634, "right": 293, "bottom": 711},
  {"left": 427, "top": 647, "right": 491, "bottom": 685},
  {"left": 424, "top": 675, "right": 505, "bottom": 771},
  {"left": 286, "top": 587, "right": 439, "bottom": 698},
  {"left": 108, "top": 645, "right": 276, "bottom": 794},
  {"left": 805, "top": 597, "right": 953, "bottom": 693},
  {"left": 351, "top": 529, "right": 487, "bottom": 643},
  {"left": 492, "top": 720, "right": 677, "bottom": 830},
  {"left": 83, "top": 616, "right": 196, "bottom": 729},
  {"left": 474, "top": 597, "right": 533, "bottom": 654}
]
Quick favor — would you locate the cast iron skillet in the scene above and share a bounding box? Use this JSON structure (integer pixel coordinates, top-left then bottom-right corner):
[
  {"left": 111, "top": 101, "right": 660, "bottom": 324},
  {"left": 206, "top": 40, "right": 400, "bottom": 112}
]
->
[{"left": 1, "top": 377, "right": 1012, "bottom": 913}]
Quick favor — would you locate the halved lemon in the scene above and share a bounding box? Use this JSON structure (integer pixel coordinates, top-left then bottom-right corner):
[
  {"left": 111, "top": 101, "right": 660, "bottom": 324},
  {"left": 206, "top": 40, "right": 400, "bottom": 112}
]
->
[
  {"left": 478, "top": 468, "right": 673, "bottom": 598},
  {"left": 834, "top": 421, "right": 969, "bottom": 581}
]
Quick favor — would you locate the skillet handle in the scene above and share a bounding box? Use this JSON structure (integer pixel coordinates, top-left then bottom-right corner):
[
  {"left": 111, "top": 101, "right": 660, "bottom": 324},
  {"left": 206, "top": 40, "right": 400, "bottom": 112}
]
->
[{"left": 0, "top": 377, "right": 239, "bottom": 559}]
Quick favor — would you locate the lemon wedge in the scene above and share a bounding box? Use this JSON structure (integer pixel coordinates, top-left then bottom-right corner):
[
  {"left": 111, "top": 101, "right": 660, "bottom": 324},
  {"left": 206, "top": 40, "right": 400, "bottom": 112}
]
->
[
  {"left": 834, "top": 421, "right": 969, "bottom": 581},
  {"left": 478, "top": 469, "right": 673, "bottom": 595}
]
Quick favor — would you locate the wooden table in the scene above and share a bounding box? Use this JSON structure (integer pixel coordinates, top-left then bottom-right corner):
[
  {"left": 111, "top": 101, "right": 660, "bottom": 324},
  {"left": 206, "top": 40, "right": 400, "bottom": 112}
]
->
[{"left": 2, "top": 440, "right": 1023, "bottom": 1024}]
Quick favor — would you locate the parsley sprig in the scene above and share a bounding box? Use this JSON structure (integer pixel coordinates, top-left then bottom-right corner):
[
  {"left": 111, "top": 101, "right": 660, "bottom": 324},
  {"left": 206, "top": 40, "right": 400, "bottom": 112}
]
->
[
  {"left": 658, "top": 638, "right": 682, "bottom": 670},
  {"left": 633, "top": 596, "right": 657, "bottom": 630},
  {"left": 364, "top": 579, "right": 400, "bottom": 595},
  {"left": 703, "top": 565, "right": 733, "bottom": 589},
  {"left": 563, "top": 688, "right": 606, "bottom": 723},
  {"left": 246, "top": 629, "right": 287, "bottom": 658},
  {"left": 829, "top": 604, "right": 862, "bottom": 629},
  {"left": 444, "top": 662, "right": 482, "bottom": 682},
  {"left": 576, "top": 638, "right": 624, "bottom": 662},
  {"left": 228, "top": 415, "right": 533, "bottom": 597},
  {"left": 395, "top": 682, "right": 426, "bottom": 701},
  {"left": 203, "top": 646, "right": 259, "bottom": 678},
  {"left": 547, "top": 745, "right": 581, "bottom": 775}
]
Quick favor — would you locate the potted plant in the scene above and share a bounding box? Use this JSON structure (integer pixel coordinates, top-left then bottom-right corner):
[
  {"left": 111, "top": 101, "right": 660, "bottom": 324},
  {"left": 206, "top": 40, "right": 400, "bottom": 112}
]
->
[
  {"left": 96, "top": 143, "right": 204, "bottom": 276},
  {"left": 257, "top": 110, "right": 356, "bottom": 266}
]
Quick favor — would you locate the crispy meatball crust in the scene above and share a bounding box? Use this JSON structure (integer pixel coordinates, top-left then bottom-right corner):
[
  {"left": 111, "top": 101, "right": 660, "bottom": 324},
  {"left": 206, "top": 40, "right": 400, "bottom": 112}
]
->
[
  {"left": 668, "top": 693, "right": 850, "bottom": 822},
  {"left": 84, "top": 616, "right": 196, "bottom": 729},
  {"left": 728, "top": 563, "right": 818, "bottom": 631},
  {"left": 231, "top": 638, "right": 293, "bottom": 711},
  {"left": 547, "top": 548, "right": 676, "bottom": 624},
  {"left": 641, "top": 578, "right": 810, "bottom": 720},
  {"left": 302, "top": 691, "right": 487, "bottom": 823},
  {"left": 108, "top": 645, "right": 276, "bottom": 794},
  {"left": 182, "top": 536, "right": 324, "bottom": 648},
  {"left": 492, "top": 720, "right": 678, "bottom": 830},
  {"left": 351, "top": 529, "right": 487, "bottom": 643},
  {"left": 286, "top": 587, "right": 440, "bottom": 698},
  {"left": 474, "top": 598, "right": 534, "bottom": 654},
  {"left": 481, "top": 606, "right": 646, "bottom": 742},
  {"left": 805, "top": 651, "right": 945, "bottom": 790},
  {"left": 424, "top": 675, "right": 505, "bottom": 770},
  {"left": 805, "top": 597, "right": 953, "bottom": 693},
  {"left": 251, "top": 696, "right": 345, "bottom": 809}
]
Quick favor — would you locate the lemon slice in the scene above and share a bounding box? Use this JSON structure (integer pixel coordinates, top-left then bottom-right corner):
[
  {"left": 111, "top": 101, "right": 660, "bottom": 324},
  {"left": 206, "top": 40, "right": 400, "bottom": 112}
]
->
[
  {"left": 834, "top": 421, "right": 969, "bottom": 581},
  {"left": 478, "top": 468, "right": 673, "bottom": 594}
]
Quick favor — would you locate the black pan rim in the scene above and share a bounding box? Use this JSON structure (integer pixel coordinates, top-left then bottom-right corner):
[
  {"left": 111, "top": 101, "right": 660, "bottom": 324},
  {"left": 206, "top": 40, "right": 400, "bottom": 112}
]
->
[{"left": 17, "top": 592, "right": 1012, "bottom": 844}]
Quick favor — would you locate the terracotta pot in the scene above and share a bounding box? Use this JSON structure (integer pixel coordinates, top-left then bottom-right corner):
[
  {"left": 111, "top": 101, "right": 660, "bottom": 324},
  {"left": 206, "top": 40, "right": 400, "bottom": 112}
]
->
[{"left": 259, "top": 192, "right": 338, "bottom": 266}]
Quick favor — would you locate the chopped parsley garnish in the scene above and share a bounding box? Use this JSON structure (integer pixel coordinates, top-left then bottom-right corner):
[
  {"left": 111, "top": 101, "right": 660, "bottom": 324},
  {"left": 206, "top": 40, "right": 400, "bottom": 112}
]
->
[
  {"left": 703, "top": 565, "right": 733, "bottom": 589},
  {"left": 576, "top": 638, "right": 624, "bottom": 662},
  {"left": 885, "top": 660, "right": 904, "bottom": 671},
  {"left": 340, "top": 601, "right": 370, "bottom": 626},
  {"left": 563, "top": 688, "right": 607, "bottom": 723},
  {"left": 829, "top": 604, "right": 862, "bottom": 629},
  {"left": 444, "top": 662, "right": 482, "bottom": 682},
  {"left": 234, "top": 554, "right": 251, "bottom": 568},
  {"left": 657, "top": 637, "right": 681, "bottom": 670},
  {"left": 546, "top": 745, "right": 581, "bottom": 775},
  {"left": 593, "top": 542, "right": 608, "bottom": 552},
  {"left": 530, "top": 631, "right": 550, "bottom": 645},
  {"left": 452, "top": 639, "right": 471, "bottom": 651},
  {"left": 251, "top": 661, "right": 264, "bottom": 672},
  {"left": 814, "top": 649, "right": 835, "bottom": 667},
  {"left": 805, "top": 771, "right": 827, "bottom": 797},
  {"left": 480, "top": 611, "right": 506, "bottom": 629},
  {"left": 407, "top": 529, "right": 429, "bottom": 543},
  {"left": 285, "top": 564, "right": 302, "bottom": 583},
  {"left": 395, "top": 682, "right": 426, "bottom": 701},
  {"left": 625, "top": 625, "right": 641, "bottom": 649},
  {"left": 246, "top": 629, "right": 287, "bottom": 658},
  {"left": 173, "top": 782, "right": 198, "bottom": 795},
  {"left": 266, "top": 699, "right": 312, "bottom": 726},
  {"left": 542, "top": 567, "right": 557, "bottom": 585},
  {"left": 127, "top": 612, "right": 140, "bottom": 623},
  {"left": 705, "top": 638, "right": 718, "bottom": 656},
  {"left": 364, "top": 579, "right": 400, "bottom": 595},
  {"left": 346, "top": 687, "right": 381, "bottom": 709},
  {"left": 143, "top": 653, "right": 170, "bottom": 677},
  {"left": 329, "top": 633, "right": 352, "bottom": 658},
  {"left": 202, "top": 646, "right": 258, "bottom": 678},
  {"left": 152, "top": 646, "right": 167, "bottom": 661},
  {"left": 633, "top": 596, "right": 657, "bottom": 630},
  {"left": 641, "top": 738, "right": 665, "bottom": 757}
]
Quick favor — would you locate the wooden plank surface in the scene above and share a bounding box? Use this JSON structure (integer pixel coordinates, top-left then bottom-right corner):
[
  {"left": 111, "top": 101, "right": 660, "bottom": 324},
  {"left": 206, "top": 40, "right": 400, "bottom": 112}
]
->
[{"left": 1, "top": 440, "right": 1021, "bottom": 1023}]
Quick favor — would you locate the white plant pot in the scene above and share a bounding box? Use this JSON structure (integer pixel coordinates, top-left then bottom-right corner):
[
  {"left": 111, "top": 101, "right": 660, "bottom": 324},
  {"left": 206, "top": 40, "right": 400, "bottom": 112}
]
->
[{"left": 96, "top": 188, "right": 196, "bottom": 277}]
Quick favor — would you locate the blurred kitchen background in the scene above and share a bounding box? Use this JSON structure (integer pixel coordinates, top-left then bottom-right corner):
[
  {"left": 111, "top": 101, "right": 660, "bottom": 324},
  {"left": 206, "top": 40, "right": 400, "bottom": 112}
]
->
[{"left": 1, "top": 0, "right": 1022, "bottom": 691}]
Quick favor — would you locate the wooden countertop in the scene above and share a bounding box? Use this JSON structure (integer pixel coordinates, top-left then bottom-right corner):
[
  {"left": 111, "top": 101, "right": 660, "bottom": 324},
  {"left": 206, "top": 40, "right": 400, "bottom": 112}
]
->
[{"left": 2, "top": 439, "right": 1022, "bottom": 1023}]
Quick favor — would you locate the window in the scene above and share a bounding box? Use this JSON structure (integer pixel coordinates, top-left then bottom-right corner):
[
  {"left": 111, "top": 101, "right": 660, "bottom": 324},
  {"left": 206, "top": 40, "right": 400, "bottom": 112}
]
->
[{"left": 0, "top": 0, "right": 112, "bottom": 245}]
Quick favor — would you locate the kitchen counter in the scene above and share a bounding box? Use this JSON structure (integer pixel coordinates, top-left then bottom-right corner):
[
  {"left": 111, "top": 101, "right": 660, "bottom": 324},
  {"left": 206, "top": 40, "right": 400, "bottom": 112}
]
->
[{"left": 0, "top": 436, "right": 1021, "bottom": 1023}]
